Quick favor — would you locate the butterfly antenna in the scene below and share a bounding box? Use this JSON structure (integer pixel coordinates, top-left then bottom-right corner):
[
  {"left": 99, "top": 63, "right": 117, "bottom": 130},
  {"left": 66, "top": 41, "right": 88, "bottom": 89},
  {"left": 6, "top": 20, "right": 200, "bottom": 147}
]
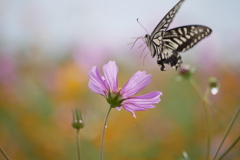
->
[{"left": 137, "top": 18, "right": 149, "bottom": 34}]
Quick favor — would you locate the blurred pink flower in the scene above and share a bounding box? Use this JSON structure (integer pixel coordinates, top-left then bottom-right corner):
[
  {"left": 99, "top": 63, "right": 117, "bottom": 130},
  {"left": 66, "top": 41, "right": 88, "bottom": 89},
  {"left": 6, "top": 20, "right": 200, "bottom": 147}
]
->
[
  {"left": 73, "top": 45, "right": 113, "bottom": 70},
  {"left": 88, "top": 61, "right": 162, "bottom": 118},
  {"left": 0, "top": 54, "right": 16, "bottom": 85}
]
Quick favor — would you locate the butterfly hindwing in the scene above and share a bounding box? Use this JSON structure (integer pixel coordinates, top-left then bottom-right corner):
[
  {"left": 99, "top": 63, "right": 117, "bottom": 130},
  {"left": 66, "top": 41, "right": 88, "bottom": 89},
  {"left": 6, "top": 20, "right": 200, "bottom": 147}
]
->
[{"left": 157, "top": 46, "right": 182, "bottom": 71}]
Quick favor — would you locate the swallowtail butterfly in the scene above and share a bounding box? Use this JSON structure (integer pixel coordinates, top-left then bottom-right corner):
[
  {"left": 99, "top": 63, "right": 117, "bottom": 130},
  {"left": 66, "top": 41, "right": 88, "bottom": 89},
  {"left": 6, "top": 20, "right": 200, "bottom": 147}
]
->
[{"left": 133, "top": 0, "right": 212, "bottom": 71}]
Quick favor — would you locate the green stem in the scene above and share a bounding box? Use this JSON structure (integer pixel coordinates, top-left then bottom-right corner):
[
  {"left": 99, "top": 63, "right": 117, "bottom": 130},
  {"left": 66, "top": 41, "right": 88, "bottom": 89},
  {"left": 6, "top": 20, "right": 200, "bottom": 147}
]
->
[
  {"left": 0, "top": 147, "right": 10, "bottom": 160},
  {"left": 218, "top": 136, "right": 240, "bottom": 160},
  {"left": 188, "top": 78, "right": 211, "bottom": 160},
  {"left": 188, "top": 77, "right": 204, "bottom": 101},
  {"left": 76, "top": 129, "right": 81, "bottom": 160},
  {"left": 213, "top": 106, "right": 240, "bottom": 160},
  {"left": 99, "top": 106, "right": 112, "bottom": 160}
]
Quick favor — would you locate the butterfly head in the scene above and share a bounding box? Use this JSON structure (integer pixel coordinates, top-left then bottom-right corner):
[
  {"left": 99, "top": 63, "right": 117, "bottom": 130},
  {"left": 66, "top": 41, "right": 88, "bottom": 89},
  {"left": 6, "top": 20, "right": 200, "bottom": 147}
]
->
[
  {"left": 144, "top": 34, "right": 151, "bottom": 46},
  {"left": 144, "top": 34, "right": 150, "bottom": 40}
]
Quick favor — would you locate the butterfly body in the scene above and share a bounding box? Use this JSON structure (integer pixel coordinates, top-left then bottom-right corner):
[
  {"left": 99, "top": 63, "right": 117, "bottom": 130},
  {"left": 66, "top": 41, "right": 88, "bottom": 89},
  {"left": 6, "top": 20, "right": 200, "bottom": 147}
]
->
[{"left": 137, "top": 0, "right": 212, "bottom": 71}]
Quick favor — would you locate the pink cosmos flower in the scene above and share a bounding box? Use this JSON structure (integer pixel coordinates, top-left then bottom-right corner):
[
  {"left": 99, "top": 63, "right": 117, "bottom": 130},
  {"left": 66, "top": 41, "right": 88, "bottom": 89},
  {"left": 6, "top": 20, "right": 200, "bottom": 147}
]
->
[{"left": 88, "top": 61, "right": 162, "bottom": 118}]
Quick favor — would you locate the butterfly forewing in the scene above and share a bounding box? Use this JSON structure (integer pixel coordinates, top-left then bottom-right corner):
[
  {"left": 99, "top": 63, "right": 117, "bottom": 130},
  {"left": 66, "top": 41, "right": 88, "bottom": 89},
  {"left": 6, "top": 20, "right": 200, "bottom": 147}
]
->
[
  {"left": 152, "top": 0, "right": 184, "bottom": 36},
  {"left": 163, "top": 25, "right": 212, "bottom": 52},
  {"left": 146, "top": 0, "right": 185, "bottom": 58}
]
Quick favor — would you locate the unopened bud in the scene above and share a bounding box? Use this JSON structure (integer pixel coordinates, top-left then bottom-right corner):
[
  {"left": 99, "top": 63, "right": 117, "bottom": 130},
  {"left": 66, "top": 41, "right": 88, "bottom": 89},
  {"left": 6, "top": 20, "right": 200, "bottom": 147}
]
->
[
  {"left": 179, "top": 64, "right": 194, "bottom": 79},
  {"left": 209, "top": 77, "right": 220, "bottom": 95},
  {"left": 72, "top": 108, "right": 84, "bottom": 130}
]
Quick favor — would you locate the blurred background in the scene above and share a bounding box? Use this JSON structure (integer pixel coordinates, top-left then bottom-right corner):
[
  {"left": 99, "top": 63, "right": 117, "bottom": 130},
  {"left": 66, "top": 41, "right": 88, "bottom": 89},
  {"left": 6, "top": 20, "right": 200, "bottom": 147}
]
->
[{"left": 0, "top": 0, "right": 239, "bottom": 159}]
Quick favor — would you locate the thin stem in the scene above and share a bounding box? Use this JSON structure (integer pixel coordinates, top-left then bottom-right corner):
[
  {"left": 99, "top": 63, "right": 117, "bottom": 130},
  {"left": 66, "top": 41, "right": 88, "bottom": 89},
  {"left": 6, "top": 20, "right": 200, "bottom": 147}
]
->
[
  {"left": 0, "top": 147, "right": 10, "bottom": 160},
  {"left": 203, "top": 88, "right": 211, "bottom": 160},
  {"left": 188, "top": 78, "right": 211, "bottom": 160},
  {"left": 188, "top": 77, "right": 204, "bottom": 101},
  {"left": 76, "top": 129, "right": 81, "bottom": 160},
  {"left": 218, "top": 136, "right": 240, "bottom": 160},
  {"left": 99, "top": 106, "right": 112, "bottom": 160},
  {"left": 213, "top": 106, "right": 240, "bottom": 160}
]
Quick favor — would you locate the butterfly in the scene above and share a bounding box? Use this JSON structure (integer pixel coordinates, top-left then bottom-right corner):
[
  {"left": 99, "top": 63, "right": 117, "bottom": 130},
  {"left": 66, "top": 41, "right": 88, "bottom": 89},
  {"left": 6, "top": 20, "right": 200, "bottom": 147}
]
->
[{"left": 132, "top": 0, "right": 212, "bottom": 71}]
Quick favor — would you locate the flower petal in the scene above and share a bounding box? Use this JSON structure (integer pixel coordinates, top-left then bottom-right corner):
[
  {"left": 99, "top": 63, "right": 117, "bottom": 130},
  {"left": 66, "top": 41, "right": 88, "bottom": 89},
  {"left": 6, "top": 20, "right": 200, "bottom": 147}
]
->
[
  {"left": 103, "top": 61, "right": 119, "bottom": 93},
  {"left": 115, "top": 106, "right": 122, "bottom": 111},
  {"left": 88, "top": 66, "right": 108, "bottom": 96},
  {"left": 120, "top": 91, "right": 162, "bottom": 118},
  {"left": 121, "top": 104, "right": 138, "bottom": 118},
  {"left": 88, "top": 81, "right": 105, "bottom": 95},
  {"left": 120, "top": 71, "right": 151, "bottom": 98},
  {"left": 126, "top": 91, "right": 162, "bottom": 105}
]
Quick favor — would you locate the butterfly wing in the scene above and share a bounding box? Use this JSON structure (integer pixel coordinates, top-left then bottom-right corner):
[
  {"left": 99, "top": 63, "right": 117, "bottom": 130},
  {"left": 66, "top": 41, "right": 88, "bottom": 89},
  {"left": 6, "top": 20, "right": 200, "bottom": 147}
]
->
[
  {"left": 146, "top": 0, "right": 185, "bottom": 59},
  {"left": 151, "top": 0, "right": 184, "bottom": 37},
  {"left": 157, "top": 46, "right": 182, "bottom": 71},
  {"left": 163, "top": 25, "right": 212, "bottom": 52},
  {"left": 157, "top": 25, "right": 212, "bottom": 70}
]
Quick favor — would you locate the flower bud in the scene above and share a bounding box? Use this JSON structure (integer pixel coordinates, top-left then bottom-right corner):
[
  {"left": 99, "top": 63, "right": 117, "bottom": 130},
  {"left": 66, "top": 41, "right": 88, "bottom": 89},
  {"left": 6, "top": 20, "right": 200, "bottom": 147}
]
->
[
  {"left": 179, "top": 64, "right": 195, "bottom": 79},
  {"left": 72, "top": 108, "right": 84, "bottom": 130},
  {"left": 209, "top": 77, "right": 220, "bottom": 95}
]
